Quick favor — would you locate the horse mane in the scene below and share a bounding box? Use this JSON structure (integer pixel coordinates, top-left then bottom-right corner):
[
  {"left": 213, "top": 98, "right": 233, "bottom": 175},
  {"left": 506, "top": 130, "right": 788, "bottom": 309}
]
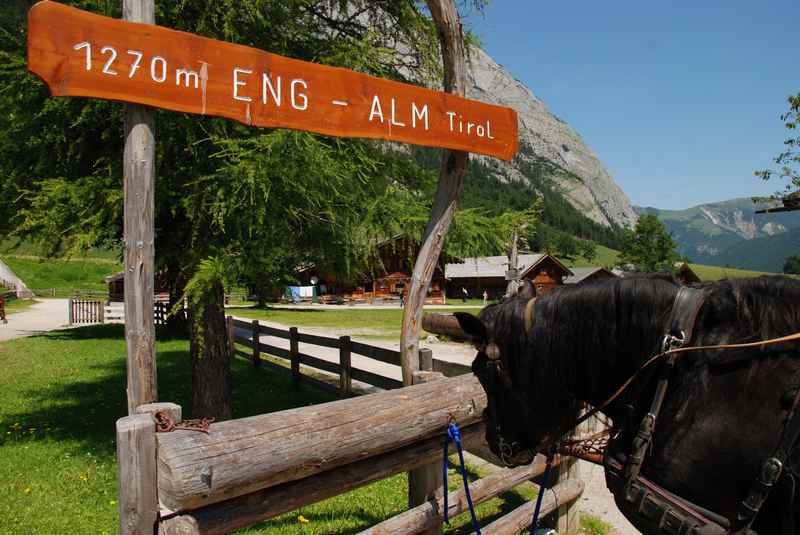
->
[{"left": 480, "top": 275, "right": 800, "bottom": 425}]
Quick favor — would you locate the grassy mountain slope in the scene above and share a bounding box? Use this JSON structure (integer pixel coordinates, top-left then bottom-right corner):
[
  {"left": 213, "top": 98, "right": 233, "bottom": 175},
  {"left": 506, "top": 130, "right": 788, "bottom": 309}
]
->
[{"left": 638, "top": 198, "right": 800, "bottom": 272}]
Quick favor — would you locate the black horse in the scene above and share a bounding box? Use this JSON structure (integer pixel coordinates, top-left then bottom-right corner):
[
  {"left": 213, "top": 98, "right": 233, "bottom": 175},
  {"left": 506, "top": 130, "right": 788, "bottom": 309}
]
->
[{"left": 455, "top": 275, "right": 800, "bottom": 535}]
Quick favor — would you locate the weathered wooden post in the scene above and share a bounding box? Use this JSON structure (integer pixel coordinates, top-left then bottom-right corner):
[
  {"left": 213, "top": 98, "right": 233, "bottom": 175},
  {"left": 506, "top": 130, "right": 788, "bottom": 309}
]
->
[
  {"left": 67, "top": 297, "right": 73, "bottom": 325},
  {"left": 290, "top": 327, "right": 300, "bottom": 382},
  {"left": 408, "top": 347, "right": 444, "bottom": 534},
  {"left": 251, "top": 320, "right": 260, "bottom": 366},
  {"left": 339, "top": 335, "right": 352, "bottom": 396},
  {"left": 226, "top": 315, "right": 235, "bottom": 355},
  {"left": 400, "top": 0, "right": 469, "bottom": 386},
  {"left": 116, "top": 413, "right": 158, "bottom": 534},
  {"left": 122, "top": 0, "right": 157, "bottom": 415}
]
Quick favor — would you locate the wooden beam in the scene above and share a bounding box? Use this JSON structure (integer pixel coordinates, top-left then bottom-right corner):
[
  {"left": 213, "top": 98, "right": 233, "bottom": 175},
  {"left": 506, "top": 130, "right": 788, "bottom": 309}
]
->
[
  {"left": 156, "top": 374, "right": 486, "bottom": 511},
  {"left": 400, "top": 0, "right": 469, "bottom": 385},
  {"left": 159, "top": 424, "right": 485, "bottom": 535},
  {"left": 360, "top": 458, "right": 558, "bottom": 535},
  {"left": 481, "top": 478, "right": 584, "bottom": 535},
  {"left": 117, "top": 413, "right": 158, "bottom": 535},
  {"left": 122, "top": 0, "right": 157, "bottom": 415}
]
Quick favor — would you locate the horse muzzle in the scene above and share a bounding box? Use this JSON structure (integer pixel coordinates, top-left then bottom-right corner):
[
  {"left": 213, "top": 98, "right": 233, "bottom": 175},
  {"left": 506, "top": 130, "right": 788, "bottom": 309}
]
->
[{"left": 496, "top": 435, "right": 536, "bottom": 467}]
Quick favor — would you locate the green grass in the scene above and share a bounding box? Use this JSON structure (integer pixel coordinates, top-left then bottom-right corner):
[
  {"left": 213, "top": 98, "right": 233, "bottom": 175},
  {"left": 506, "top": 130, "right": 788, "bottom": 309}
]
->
[
  {"left": 0, "top": 325, "right": 546, "bottom": 534},
  {"left": 563, "top": 244, "right": 621, "bottom": 269},
  {"left": 686, "top": 263, "right": 784, "bottom": 281},
  {"left": 1, "top": 255, "right": 121, "bottom": 297},
  {"left": 580, "top": 513, "right": 612, "bottom": 535},
  {"left": 5, "top": 298, "right": 37, "bottom": 315},
  {"left": 231, "top": 306, "right": 482, "bottom": 340}
]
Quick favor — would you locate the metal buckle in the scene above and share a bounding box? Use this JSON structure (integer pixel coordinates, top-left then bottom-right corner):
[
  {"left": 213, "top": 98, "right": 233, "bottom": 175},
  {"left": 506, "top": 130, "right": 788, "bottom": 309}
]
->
[{"left": 661, "top": 330, "right": 686, "bottom": 352}]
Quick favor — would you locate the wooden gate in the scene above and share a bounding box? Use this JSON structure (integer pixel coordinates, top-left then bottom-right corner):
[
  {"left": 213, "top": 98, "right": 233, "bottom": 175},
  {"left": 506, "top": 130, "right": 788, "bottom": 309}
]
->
[{"left": 68, "top": 298, "right": 105, "bottom": 325}]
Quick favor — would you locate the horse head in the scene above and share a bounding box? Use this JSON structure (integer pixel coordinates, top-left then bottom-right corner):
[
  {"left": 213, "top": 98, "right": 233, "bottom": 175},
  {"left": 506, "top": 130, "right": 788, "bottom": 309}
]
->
[{"left": 454, "top": 281, "right": 579, "bottom": 466}]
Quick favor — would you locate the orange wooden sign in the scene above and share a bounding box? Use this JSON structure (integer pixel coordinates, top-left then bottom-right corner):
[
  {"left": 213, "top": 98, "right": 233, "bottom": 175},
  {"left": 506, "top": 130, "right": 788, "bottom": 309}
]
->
[{"left": 27, "top": 1, "right": 518, "bottom": 160}]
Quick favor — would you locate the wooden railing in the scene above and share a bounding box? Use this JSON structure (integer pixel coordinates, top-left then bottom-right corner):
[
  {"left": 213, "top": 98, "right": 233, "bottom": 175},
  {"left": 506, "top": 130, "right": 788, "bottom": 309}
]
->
[
  {"left": 118, "top": 379, "right": 584, "bottom": 535},
  {"left": 227, "top": 316, "right": 473, "bottom": 395}
]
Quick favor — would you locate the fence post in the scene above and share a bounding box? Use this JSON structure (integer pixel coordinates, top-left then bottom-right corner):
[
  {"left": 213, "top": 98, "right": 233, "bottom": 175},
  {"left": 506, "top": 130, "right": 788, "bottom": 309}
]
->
[
  {"left": 290, "top": 327, "right": 300, "bottom": 382},
  {"left": 557, "top": 440, "right": 581, "bottom": 533},
  {"left": 116, "top": 413, "right": 158, "bottom": 535},
  {"left": 408, "top": 348, "right": 444, "bottom": 535},
  {"left": 251, "top": 320, "right": 260, "bottom": 366},
  {"left": 339, "top": 336, "right": 352, "bottom": 396},
  {"left": 226, "top": 316, "right": 235, "bottom": 355},
  {"left": 68, "top": 298, "right": 73, "bottom": 325}
]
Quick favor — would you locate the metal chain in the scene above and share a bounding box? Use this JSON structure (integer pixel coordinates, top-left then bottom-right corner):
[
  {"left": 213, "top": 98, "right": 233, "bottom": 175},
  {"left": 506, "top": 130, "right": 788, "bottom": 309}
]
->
[{"left": 153, "top": 410, "right": 214, "bottom": 434}]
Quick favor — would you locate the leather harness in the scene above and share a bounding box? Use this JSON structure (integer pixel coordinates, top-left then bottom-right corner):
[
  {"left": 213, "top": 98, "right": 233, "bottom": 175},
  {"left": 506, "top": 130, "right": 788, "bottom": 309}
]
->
[{"left": 601, "top": 287, "right": 800, "bottom": 535}]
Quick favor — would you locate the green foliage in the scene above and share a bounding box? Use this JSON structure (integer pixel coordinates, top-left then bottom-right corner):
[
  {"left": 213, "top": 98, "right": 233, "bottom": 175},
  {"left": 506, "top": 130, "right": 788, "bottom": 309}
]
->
[
  {"left": 756, "top": 93, "right": 800, "bottom": 197},
  {"left": 619, "top": 214, "right": 679, "bottom": 272},
  {"left": 785, "top": 255, "right": 800, "bottom": 275}
]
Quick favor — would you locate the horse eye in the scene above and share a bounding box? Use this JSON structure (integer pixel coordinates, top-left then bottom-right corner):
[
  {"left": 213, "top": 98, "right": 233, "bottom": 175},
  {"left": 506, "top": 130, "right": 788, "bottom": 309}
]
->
[{"left": 486, "top": 342, "right": 501, "bottom": 361}]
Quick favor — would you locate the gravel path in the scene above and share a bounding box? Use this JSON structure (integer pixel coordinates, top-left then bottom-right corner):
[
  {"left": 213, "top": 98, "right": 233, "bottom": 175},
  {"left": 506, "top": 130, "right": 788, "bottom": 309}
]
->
[
  {"left": 231, "top": 311, "right": 641, "bottom": 534},
  {"left": 0, "top": 298, "right": 69, "bottom": 342}
]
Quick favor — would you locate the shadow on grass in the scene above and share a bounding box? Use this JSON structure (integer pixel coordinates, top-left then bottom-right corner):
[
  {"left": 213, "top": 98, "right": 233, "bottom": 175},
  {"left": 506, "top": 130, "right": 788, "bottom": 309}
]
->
[{"left": 2, "top": 324, "right": 338, "bottom": 460}]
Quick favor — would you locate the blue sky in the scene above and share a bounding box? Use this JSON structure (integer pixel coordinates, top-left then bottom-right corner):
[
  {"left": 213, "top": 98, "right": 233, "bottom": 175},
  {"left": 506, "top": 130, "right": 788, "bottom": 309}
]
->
[{"left": 466, "top": 1, "right": 800, "bottom": 210}]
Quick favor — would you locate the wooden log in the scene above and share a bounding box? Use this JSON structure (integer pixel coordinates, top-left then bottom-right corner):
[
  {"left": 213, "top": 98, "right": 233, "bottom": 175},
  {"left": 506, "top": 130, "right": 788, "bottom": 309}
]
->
[
  {"left": 361, "top": 458, "right": 556, "bottom": 535},
  {"left": 421, "top": 314, "right": 470, "bottom": 342},
  {"left": 432, "top": 358, "right": 472, "bottom": 378},
  {"left": 117, "top": 413, "right": 158, "bottom": 535},
  {"left": 68, "top": 298, "right": 73, "bottom": 325},
  {"left": 251, "top": 320, "right": 260, "bottom": 366},
  {"left": 339, "top": 335, "right": 352, "bottom": 396},
  {"left": 289, "top": 327, "right": 300, "bottom": 382},
  {"left": 156, "top": 374, "right": 486, "bottom": 511},
  {"left": 408, "top": 364, "right": 445, "bottom": 535},
  {"left": 480, "top": 478, "right": 584, "bottom": 535},
  {"left": 400, "top": 0, "right": 469, "bottom": 385},
  {"left": 160, "top": 424, "right": 485, "bottom": 535},
  {"left": 123, "top": 0, "right": 157, "bottom": 415}
]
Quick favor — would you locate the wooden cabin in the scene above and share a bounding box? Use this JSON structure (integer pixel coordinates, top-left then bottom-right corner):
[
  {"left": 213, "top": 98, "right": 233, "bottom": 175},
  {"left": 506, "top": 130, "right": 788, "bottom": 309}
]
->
[
  {"left": 445, "top": 253, "right": 573, "bottom": 299},
  {"left": 296, "top": 235, "right": 449, "bottom": 304}
]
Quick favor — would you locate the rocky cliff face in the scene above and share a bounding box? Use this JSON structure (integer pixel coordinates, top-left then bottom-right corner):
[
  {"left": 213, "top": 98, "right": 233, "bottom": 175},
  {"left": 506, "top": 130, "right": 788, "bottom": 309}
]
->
[{"left": 465, "top": 47, "right": 638, "bottom": 229}]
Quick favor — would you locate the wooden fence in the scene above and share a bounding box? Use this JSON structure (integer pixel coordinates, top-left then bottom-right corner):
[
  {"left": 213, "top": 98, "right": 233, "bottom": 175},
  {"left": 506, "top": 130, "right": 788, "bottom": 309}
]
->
[
  {"left": 69, "top": 299, "right": 170, "bottom": 326},
  {"left": 68, "top": 298, "right": 105, "bottom": 325},
  {"left": 118, "top": 380, "right": 584, "bottom": 535},
  {"left": 113, "top": 316, "right": 585, "bottom": 534}
]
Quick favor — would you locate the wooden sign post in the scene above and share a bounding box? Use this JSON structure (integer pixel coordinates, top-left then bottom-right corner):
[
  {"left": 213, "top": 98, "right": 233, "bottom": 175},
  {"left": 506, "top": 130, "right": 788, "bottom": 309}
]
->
[{"left": 28, "top": 1, "right": 518, "bottom": 160}]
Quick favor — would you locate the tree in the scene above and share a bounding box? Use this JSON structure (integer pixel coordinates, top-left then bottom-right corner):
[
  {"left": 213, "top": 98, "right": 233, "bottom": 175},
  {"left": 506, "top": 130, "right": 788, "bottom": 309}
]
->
[
  {"left": 554, "top": 233, "right": 580, "bottom": 259},
  {"left": 0, "top": 0, "right": 444, "bottom": 419},
  {"left": 785, "top": 255, "right": 800, "bottom": 275},
  {"left": 618, "top": 214, "right": 679, "bottom": 272},
  {"left": 756, "top": 93, "right": 800, "bottom": 197},
  {"left": 580, "top": 239, "right": 597, "bottom": 263}
]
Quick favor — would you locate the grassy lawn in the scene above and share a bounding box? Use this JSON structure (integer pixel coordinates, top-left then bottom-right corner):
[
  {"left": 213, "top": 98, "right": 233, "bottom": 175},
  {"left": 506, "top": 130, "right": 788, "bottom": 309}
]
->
[
  {"left": 231, "top": 306, "right": 483, "bottom": 339},
  {"left": 687, "top": 262, "right": 784, "bottom": 281},
  {"left": 0, "top": 325, "right": 549, "bottom": 534},
  {"left": 1, "top": 255, "right": 121, "bottom": 298},
  {"left": 5, "top": 298, "right": 37, "bottom": 315}
]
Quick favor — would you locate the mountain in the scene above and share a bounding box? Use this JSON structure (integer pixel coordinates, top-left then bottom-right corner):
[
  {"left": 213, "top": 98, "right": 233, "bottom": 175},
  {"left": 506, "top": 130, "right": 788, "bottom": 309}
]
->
[
  {"left": 637, "top": 198, "right": 800, "bottom": 272},
  {"left": 464, "top": 48, "right": 637, "bottom": 230}
]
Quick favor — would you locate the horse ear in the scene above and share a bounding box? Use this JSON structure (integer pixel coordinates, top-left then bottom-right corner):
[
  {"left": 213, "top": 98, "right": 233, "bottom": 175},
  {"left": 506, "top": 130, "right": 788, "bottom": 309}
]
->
[
  {"left": 517, "top": 280, "right": 536, "bottom": 299},
  {"left": 453, "top": 312, "right": 487, "bottom": 344}
]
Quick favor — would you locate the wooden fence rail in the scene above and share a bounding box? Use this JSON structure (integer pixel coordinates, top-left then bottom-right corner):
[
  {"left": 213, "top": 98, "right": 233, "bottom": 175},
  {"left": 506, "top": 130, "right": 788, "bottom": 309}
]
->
[{"left": 229, "top": 316, "right": 476, "bottom": 395}]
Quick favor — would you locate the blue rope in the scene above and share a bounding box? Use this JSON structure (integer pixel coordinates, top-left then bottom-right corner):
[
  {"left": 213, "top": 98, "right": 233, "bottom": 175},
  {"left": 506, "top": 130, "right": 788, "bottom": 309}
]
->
[
  {"left": 443, "top": 421, "right": 481, "bottom": 534},
  {"left": 530, "top": 452, "right": 555, "bottom": 534}
]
